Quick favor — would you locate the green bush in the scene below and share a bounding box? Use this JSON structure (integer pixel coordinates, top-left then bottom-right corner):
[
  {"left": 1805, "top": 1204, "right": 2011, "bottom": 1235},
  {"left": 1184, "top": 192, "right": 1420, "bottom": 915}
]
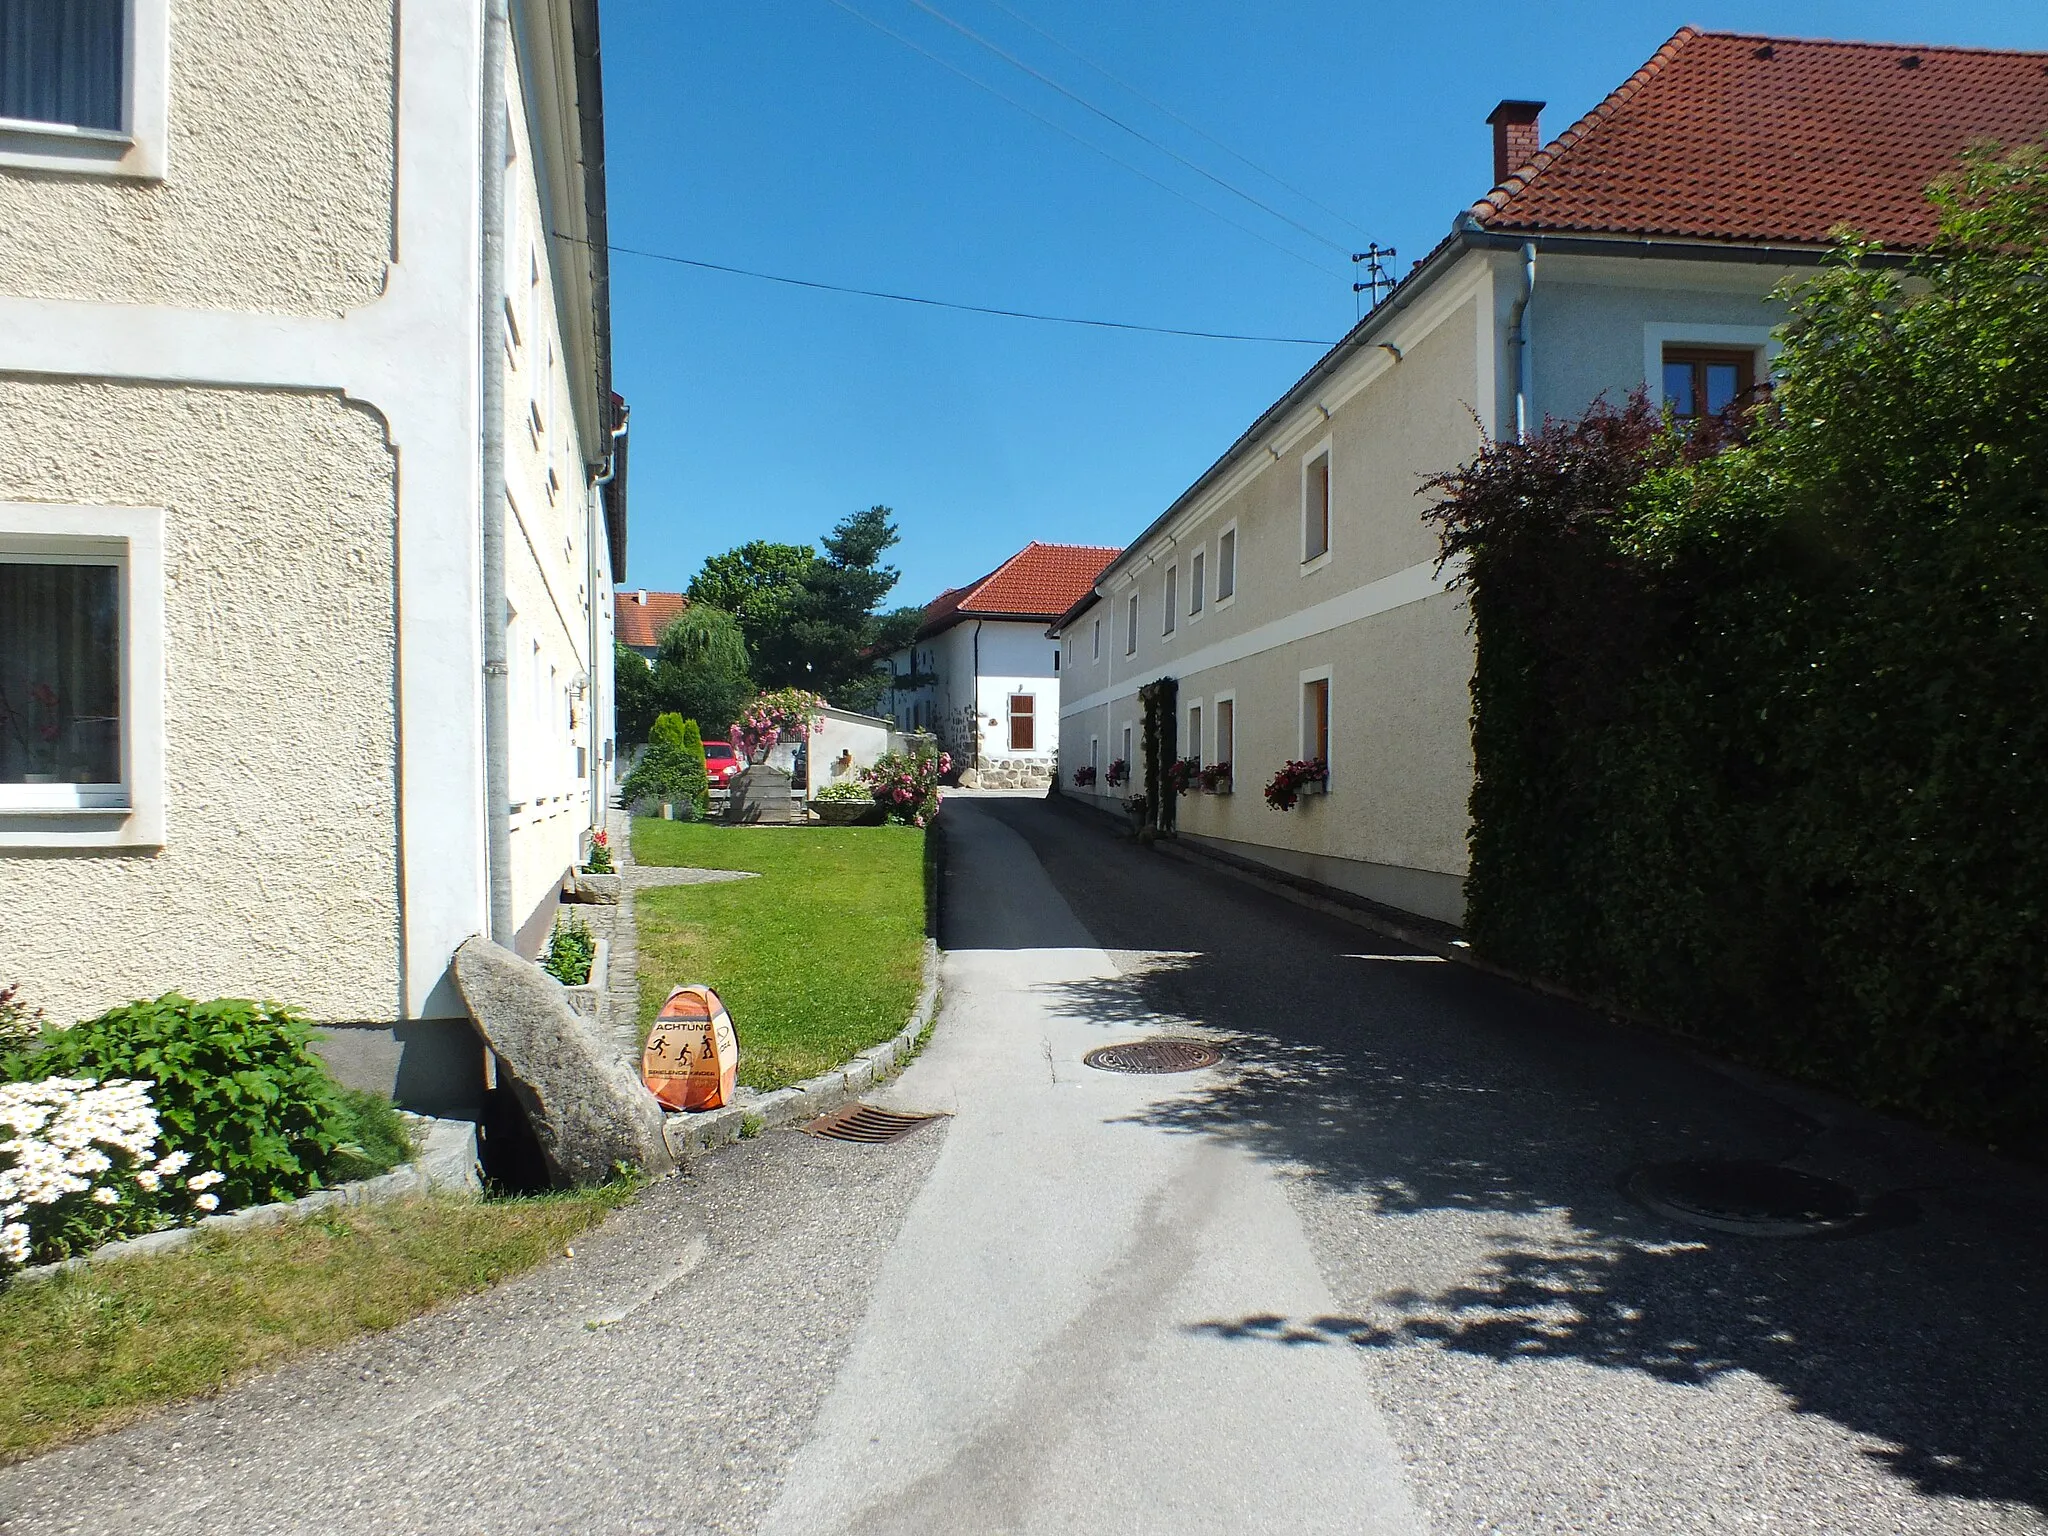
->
[
  {"left": 541, "top": 913, "right": 598, "bottom": 987},
  {"left": 1426, "top": 144, "right": 2048, "bottom": 1156},
  {"left": 812, "top": 778, "right": 875, "bottom": 804},
  {"left": 5, "top": 995, "right": 375, "bottom": 1209},
  {"left": 621, "top": 711, "right": 709, "bottom": 814}
]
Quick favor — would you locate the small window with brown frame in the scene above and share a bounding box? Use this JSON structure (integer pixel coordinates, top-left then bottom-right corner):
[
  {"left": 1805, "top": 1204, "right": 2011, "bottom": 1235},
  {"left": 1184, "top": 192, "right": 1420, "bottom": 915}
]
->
[
  {"left": 1007, "top": 692, "right": 1035, "bottom": 752},
  {"left": 1661, "top": 347, "right": 1757, "bottom": 421}
]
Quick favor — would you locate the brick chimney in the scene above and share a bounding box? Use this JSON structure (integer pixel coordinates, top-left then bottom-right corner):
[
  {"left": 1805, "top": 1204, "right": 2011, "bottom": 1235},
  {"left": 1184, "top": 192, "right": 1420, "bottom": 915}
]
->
[{"left": 1486, "top": 99, "right": 1545, "bottom": 185}]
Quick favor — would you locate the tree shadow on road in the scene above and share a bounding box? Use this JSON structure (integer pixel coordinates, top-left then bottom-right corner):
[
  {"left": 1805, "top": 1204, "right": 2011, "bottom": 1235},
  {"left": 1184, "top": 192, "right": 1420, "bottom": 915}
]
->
[{"left": 1042, "top": 927, "right": 2048, "bottom": 1514}]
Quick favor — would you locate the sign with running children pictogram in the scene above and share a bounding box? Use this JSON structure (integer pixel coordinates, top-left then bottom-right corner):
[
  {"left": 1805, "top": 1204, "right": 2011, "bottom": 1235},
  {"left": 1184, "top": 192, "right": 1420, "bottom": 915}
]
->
[{"left": 642, "top": 984, "right": 739, "bottom": 1111}]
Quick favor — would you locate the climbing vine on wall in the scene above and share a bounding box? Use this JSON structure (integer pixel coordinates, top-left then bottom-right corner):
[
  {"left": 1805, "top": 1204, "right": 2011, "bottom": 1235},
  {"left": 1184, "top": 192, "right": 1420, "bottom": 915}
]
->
[{"left": 1138, "top": 677, "right": 1178, "bottom": 833}]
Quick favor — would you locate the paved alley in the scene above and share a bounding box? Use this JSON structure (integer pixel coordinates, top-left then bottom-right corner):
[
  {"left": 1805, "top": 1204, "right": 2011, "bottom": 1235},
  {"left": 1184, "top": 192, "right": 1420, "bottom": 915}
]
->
[{"left": 4, "top": 796, "right": 2045, "bottom": 1534}]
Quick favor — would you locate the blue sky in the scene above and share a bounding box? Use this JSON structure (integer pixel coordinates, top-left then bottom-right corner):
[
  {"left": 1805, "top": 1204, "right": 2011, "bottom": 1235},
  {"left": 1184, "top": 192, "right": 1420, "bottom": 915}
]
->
[{"left": 601, "top": 0, "right": 2048, "bottom": 609}]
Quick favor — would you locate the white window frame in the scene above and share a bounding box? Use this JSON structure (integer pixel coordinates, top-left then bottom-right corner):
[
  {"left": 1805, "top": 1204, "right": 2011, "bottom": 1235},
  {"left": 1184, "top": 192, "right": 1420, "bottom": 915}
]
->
[
  {"left": 1642, "top": 323, "right": 1779, "bottom": 410},
  {"left": 0, "top": 503, "right": 165, "bottom": 847},
  {"left": 1301, "top": 437, "right": 1334, "bottom": 573},
  {"left": 0, "top": 0, "right": 170, "bottom": 179},
  {"left": 1299, "top": 665, "right": 1333, "bottom": 783},
  {"left": 1125, "top": 592, "right": 1138, "bottom": 656},
  {"left": 1089, "top": 735, "right": 1099, "bottom": 784},
  {"left": 1215, "top": 522, "right": 1238, "bottom": 607},
  {"left": 1212, "top": 689, "right": 1236, "bottom": 772},
  {"left": 1162, "top": 564, "right": 1177, "bottom": 636},
  {"left": 1185, "top": 699, "right": 1202, "bottom": 767},
  {"left": 1091, "top": 616, "right": 1101, "bottom": 660},
  {"left": 1120, "top": 723, "right": 1132, "bottom": 775},
  {"left": 1189, "top": 549, "right": 1205, "bottom": 620}
]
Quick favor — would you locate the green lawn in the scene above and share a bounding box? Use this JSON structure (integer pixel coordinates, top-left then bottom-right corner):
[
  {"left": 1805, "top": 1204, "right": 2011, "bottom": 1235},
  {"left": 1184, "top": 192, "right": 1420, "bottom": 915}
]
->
[
  {"left": 632, "top": 820, "right": 927, "bottom": 1090},
  {"left": 0, "top": 1187, "right": 630, "bottom": 1463}
]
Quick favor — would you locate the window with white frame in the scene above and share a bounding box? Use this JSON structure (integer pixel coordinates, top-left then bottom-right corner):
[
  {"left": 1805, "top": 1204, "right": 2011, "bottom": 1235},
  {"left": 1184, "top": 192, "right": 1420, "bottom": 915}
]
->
[
  {"left": 1303, "top": 444, "right": 1332, "bottom": 564},
  {"left": 1302, "top": 674, "right": 1330, "bottom": 766},
  {"left": 1125, "top": 592, "right": 1138, "bottom": 655},
  {"left": 0, "top": 504, "right": 164, "bottom": 846},
  {"left": 1092, "top": 617, "right": 1101, "bottom": 660},
  {"left": 1217, "top": 526, "right": 1237, "bottom": 601},
  {"left": 1007, "top": 692, "right": 1035, "bottom": 752},
  {"left": 0, "top": 0, "right": 169, "bottom": 178},
  {"left": 1215, "top": 696, "right": 1234, "bottom": 772},
  {"left": 1186, "top": 703, "right": 1202, "bottom": 767},
  {"left": 1089, "top": 736, "right": 1098, "bottom": 779},
  {"left": 1189, "top": 550, "right": 1205, "bottom": 616},
  {"left": 1162, "top": 565, "right": 1177, "bottom": 636},
  {"left": 1121, "top": 724, "right": 1132, "bottom": 773}
]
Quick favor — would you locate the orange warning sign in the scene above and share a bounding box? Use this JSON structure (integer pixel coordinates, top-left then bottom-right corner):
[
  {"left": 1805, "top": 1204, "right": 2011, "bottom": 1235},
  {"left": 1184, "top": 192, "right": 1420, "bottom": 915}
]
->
[{"left": 641, "top": 985, "right": 739, "bottom": 1111}]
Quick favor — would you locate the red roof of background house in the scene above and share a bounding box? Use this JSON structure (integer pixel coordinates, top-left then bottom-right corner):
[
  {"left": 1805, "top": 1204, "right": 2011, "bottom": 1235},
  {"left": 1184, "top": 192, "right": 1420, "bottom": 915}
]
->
[
  {"left": 917, "top": 542, "right": 1122, "bottom": 639},
  {"left": 614, "top": 590, "right": 688, "bottom": 650},
  {"left": 1473, "top": 28, "right": 2048, "bottom": 248}
]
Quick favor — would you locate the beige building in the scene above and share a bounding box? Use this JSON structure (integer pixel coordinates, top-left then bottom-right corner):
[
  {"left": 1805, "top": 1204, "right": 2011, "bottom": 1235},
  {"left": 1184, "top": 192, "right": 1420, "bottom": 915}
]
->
[
  {"left": 1053, "top": 29, "right": 2048, "bottom": 928},
  {"left": 0, "top": 0, "right": 626, "bottom": 1111}
]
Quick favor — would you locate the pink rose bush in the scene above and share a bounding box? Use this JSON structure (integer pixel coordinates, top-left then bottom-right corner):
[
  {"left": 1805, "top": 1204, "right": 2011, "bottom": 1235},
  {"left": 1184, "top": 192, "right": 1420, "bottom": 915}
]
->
[
  {"left": 729, "top": 688, "right": 828, "bottom": 764},
  {"left": 860, "top": 748, "right": 951, "bottom": 827}
]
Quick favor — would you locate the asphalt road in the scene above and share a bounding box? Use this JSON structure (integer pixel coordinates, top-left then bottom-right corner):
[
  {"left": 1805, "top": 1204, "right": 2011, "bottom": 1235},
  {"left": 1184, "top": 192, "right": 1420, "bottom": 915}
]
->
[{"left": 5, "top": 795, "right": 2046, "bottom": 1534}]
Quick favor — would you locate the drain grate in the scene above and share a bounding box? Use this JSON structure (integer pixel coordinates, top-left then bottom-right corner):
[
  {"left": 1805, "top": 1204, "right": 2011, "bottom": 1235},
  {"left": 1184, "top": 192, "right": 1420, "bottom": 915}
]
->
[
  {"left": 1628, "top": 1160, "right": 1865, "bottom": 1238},
  {"left": 1082, "top": 1039, "right": 1222, "bottom": 1075},
  {"left": 803, "top": 1103, "right": 946, "bottom": 1144}
]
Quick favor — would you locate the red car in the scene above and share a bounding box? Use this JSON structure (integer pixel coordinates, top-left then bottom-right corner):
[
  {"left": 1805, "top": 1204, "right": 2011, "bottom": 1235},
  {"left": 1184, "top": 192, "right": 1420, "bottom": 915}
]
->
[{"left": 702, "top": 741, "right": 742, "bottom": 789}]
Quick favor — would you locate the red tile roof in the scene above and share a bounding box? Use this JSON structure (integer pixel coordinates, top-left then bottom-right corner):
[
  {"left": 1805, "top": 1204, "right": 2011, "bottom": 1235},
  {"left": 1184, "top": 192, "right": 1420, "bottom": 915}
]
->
[
  {"left": 1474, "top": 28, "right": 2048, "bottom": 248},
  {"left": 918, "top": 542, "right": 1122, "bottom": 638},
  {"left": 614, "top": 590, "right": 688, "bottom": 650}
]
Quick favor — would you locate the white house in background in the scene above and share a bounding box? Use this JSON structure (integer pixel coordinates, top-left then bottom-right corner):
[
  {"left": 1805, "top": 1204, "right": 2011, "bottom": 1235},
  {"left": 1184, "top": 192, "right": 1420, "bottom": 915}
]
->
[
  {"left": 886, "top": 542, "right": 1118, "bottom": 790},
  {"left": 1052, "top": 29, "right": 2048, "bottom": 927},
  {"left": 0, "top": 0, "right": 626, "bottom": 1113}
]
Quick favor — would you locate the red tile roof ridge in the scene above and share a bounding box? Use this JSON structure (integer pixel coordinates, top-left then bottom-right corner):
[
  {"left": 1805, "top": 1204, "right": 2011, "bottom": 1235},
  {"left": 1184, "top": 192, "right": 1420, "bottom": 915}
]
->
[
  {"left": 1471, "top": 25, "right": 1700, "bottom": 222},
  {"left": 1694, "top": 28, "right": 2048, "bottom": 59},
  {"left": 915, "top": 541, "right": 1123, "bottom": 637}
]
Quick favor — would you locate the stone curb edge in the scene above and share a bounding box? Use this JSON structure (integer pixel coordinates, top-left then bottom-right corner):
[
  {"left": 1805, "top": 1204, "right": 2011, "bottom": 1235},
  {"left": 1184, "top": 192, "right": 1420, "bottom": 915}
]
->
[
  {"left": 10, "top": 1117, "right": 483, "bottom": 1286},
  {"left": 662, "top": 936, "right": 943, "bottom": 1162}
]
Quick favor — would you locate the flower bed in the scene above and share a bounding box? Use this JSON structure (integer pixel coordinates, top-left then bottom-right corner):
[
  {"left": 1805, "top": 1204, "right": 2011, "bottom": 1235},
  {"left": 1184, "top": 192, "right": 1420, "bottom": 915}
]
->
[{"left": 861, "top": 747, "right": 950, "bottom": 827}]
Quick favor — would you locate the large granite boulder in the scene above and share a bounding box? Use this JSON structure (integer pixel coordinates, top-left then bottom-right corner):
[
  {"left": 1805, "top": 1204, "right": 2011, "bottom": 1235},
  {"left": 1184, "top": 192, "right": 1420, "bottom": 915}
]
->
[{"left": 451, "top": 936, "right": 674, "bottom": 1185}]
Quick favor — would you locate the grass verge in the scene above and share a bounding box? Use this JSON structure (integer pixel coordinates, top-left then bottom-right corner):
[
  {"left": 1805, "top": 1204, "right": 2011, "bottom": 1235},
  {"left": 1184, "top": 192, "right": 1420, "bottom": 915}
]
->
[
  {"left": 0, "top": 1186, "right": 630, "bottom": 1463},
  {"left": 632, "top": 819, "right": 927, "bottom": 1090}
]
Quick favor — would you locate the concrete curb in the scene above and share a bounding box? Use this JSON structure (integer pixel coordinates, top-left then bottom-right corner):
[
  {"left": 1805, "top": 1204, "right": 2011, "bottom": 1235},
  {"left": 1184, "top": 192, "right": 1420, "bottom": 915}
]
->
[
  {"left": 662, "top": 936, "right": 943, "bottom": 1162},
  {"left": 10, "top": 1116, "right": 483, "bottom": 1285}
]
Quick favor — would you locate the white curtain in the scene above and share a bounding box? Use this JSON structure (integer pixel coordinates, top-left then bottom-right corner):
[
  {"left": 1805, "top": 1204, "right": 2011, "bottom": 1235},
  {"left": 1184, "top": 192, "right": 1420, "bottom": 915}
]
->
[{"left": 0, "top": 0, "right": 124, "bottom": 131}]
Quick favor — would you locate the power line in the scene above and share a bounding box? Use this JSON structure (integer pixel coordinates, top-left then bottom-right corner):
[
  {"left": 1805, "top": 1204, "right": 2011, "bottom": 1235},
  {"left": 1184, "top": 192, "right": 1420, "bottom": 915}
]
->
[
  {"left": 979, "top": 0, "right": 1375, "bottom": 244},
  {"left": 819, "top": 0, "right": 1345, "bottom": 280},
  {"left": 902, "top": 0, "right": 1354, "bottom": 255},
  {"left": 585, "top": 237, "right": 1334, "bottom": 343}
]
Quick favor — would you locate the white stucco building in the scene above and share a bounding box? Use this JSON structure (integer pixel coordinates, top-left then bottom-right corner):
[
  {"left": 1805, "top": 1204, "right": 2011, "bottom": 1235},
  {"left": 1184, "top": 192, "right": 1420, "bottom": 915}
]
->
[
  {"left": 0, "top": 0, "right": 625, "bottom": 1112},
  {"left": 886, "top": 542, "right": 1118, "bottom": 790},
  {"left": 1052, "top": 28, "right": 2048, "bottom": 927}
]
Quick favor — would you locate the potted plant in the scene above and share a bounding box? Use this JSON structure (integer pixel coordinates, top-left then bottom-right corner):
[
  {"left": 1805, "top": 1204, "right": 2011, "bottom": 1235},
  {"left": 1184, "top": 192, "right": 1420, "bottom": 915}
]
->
[
  {"left": 1197, "top": 761, "right": 1233, "bottom": 795},
  {"left": 1166, "top": 756, "right": 1201, "bottom": 796},
  {"left": 1105, "top": 757, "right": 1130, "bottom": 788},
  {"left": 1071, "top": 764, "right": 1097, "bottom": 789},
  {"left": 812, "top": 778, "right": 886, "bottom": 826},
  {"left": 859, "top": 747, "right": 950, "bottom": 827},
  {"left": 1263, "top": 758, "right": 1328, "bottom": 811},
  {"left": 1122, "top": 792, "right": 1151, "bottom": 831}
]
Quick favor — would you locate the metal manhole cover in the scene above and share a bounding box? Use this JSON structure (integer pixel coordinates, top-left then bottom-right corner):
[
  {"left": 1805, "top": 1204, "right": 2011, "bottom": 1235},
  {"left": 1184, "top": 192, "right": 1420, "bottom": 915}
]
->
[
  {"left": 1627, "top": 1160, "right": 1864, "bottom": 1237},
  {"left": 1082, "top": 1039, "right": 1222, "bottom": 1075},
  {"left": 803, "top": 1103, "right": 946, "bottom": 1144}
]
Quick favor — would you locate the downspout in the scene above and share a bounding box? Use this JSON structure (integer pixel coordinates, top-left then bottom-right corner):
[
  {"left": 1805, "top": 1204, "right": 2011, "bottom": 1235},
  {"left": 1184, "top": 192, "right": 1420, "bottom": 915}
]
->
[
  {"left": 1509, "top": 241, "right": 1536, "bottom": 443},
  {"left": 972, "top": 619, "right": 983, "bottom": 774},
  {"left": 480, "top": 0, "right": 513, "bottom": 945},
  {"left": 588, "top": 408, "right": 628, "bottom": 830}
]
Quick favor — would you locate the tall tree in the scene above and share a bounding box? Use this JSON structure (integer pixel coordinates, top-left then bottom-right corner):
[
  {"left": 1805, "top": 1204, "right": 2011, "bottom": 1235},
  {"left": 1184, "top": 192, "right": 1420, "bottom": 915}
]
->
[
  {"left": 648, "top": 604, "right": 754, "bottom": 738},
  {"left": 754, "top": 506, "right": 906, "bottom": 707},
  {"left": 686, "top": 541, "right": 813, "bottom": 659}
]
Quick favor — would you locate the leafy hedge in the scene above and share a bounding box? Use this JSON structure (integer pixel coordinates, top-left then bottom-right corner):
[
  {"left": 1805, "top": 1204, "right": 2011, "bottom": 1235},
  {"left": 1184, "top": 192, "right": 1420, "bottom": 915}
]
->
[
  {"left": 1426, "top": 146, "right": 2048, "bottom": 1156},
  {"left": 622, "top": 712, "right": 709, "bottom": 817}
]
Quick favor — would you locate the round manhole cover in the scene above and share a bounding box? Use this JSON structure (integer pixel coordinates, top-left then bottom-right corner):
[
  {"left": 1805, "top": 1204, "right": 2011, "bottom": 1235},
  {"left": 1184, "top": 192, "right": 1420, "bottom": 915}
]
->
[
  {"left": 1083, "top": 1039, "right": 1222, "bottom": 1074},
  {"left": 1628, "top": 1160, "right": 1864, "bottom": 1237}
]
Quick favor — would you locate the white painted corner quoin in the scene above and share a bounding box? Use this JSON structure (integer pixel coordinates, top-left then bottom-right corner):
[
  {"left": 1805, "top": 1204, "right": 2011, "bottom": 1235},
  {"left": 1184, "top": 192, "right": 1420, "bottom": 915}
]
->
[{"left": 0, "top": 9, "right": 486, "bottom": 1018}]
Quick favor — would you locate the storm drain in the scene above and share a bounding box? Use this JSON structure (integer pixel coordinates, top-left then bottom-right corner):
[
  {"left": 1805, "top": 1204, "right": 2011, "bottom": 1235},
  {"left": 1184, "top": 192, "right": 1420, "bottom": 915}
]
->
[
  {"left": 1627, "top": 1159, "right": 1866, "bottom": 1238},
  {"left": 803, "top": 1104, "right": 946, "bottom": 1144},
  {"left": 1082, "top": 1039, "right": 1222, "bottom": 1075}
]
